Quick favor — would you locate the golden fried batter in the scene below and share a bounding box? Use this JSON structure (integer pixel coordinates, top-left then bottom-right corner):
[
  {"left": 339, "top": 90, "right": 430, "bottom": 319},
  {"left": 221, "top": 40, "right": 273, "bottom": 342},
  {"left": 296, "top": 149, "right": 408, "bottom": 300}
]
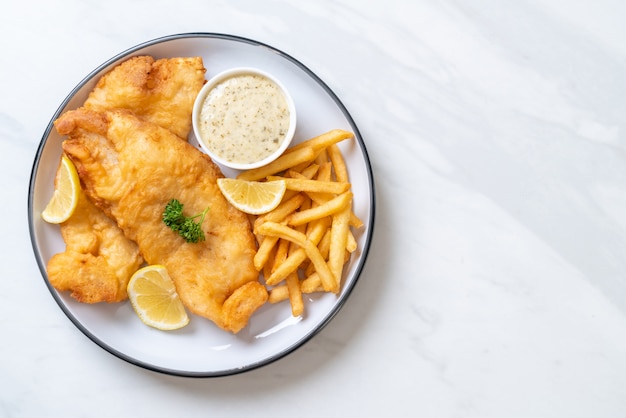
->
[
  {"left": 47, "top": 189, "right": 143, "bottom": 303},
  {"left": 48, "top": 55, "right": 206, "bottom": 304},
  {"left": 58, "top": 109, "right": 267, "bottom": 333},
  {"left": 84, "top": 56, "right": 206, "bottom": 139}
]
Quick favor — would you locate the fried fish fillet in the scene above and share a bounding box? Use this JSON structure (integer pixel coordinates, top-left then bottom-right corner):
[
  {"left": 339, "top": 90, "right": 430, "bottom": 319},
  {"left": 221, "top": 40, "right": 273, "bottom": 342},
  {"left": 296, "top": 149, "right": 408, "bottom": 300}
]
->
[
  {"left": 84, "top": 55, "right": 206, "bottom": 139},
  {"left": 57, "top": 108, "right": 268, "bottom": 333},
  {"left": 48, "top": 55, "right": 206, "bottom": 304},
  {"left": 47, "top": 188, "right": 143, "bottom": 303}
]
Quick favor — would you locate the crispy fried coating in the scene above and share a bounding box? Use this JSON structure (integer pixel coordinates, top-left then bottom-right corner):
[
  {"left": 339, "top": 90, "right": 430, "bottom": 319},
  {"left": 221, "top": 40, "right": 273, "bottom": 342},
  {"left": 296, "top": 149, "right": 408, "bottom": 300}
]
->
[
  {"left": 47, "top": 189, "right": 143, "bottom": 303},
  {"left": 84, "top": 56, "right": 206, "bottom": 139},
  {"left": 48, "top": 55, "right": 206, "bottom": 304},
  {"left": 59, "top": 109, "right": 267, "bottom": 333}
]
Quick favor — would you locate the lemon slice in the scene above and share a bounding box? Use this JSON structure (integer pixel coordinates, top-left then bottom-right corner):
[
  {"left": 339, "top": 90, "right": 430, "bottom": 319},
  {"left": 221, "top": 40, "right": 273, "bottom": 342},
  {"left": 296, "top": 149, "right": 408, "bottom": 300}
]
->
[
  {"left": 217, "top": 178, "right": 286, "bottom": 215},
  {"left": 127, "top": 265, "right": 189, "bottom": 331},
  {"left": 41, "top": 155, "right": 80, "bottom": 224}
]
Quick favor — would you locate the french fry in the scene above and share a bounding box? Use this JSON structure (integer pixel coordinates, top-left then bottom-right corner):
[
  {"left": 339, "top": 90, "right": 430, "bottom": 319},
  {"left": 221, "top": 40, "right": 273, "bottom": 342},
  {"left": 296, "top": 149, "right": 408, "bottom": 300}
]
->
[
  {"left": 306, "top": 191, "right": 335, "bottom": 208},
  {"left": 286, "top": 272, "right": 303, "bottom": 316},
  {"left": 305, "top": 229, "right": 331, "bottom": 277},
  {"left": 328, "top": 203, "right": 351, "bottom": 289},
  {"left": 285, "top": 129, "right": 353, "bottom": 154},
  {"left": 265, "top": 217, "right": 330, "bottom": 286},
  {"left": 288, "top": 160, "right": 315, "bottom": 174},
  {"left": 287, "top": 167, "right": 335, "bottom": 204},
  {"left": 305, "top": 214, "right": 332, "bottom": 241},
  {"left": 316, "top": 161, "right": 333, "bottom": 182},
  {"left": 237, "top": 146, "right": 315, "bottom": 181},
  {"left": 350, "top": 212, "right": 364, "bottom": 229},
  {"left": 327, "top": 143, "right": 349, "bottom": 183},
  {"left": 266, "top": 176, "right": 350, "bottom": 195},
  {"left": 301, "top": 171, "right": 362, "bottom": 231},
  {"left": 346, "top": 230, "right": 358, "bottom": 253},
  {"left": 262, "top": 241, "right": 277, "bottom": 281},
  {"left": 268, "top": 284, "right": 289, "bottom": 303},
  {"left": 309, "top": 195, "right": 362, "bottom": 235},
  {"left": 315, "top": 148, "right": 329, "bottom": 166},
  {"left": 317, "top": 229, "right": 332, "bottom": 260},
  {"left": 254, "top": 193, "right": 305, "bottom": 233},
  {"left": 271, "top": 238, "right": 291, "bottom": 273},
  {"left": 254, "top": 235, "right": 279, "bottom": 271},
  {"left": 265, "top": 249, "right": 306, "bottom": 286},
  {"left": 287, "top": 191, "right": 352, "bottom": 227},
  {"left": 257, "top": 222, "right": 337, "bottom": 292},
  {"left": 301, "top": 163, "right": 320, "bottom": 178},
  {"left": 285, "top": 164, "right": 319, "bottom": 180},
  {"left": 301, "top": 272, "right": 324, "bottom": 294},
  {"left": 290, "top": 196, "right": 311, "bottom": 254},
  {"left": 328, "top": 146, "right": 364, "bottom": 234},
  {"left": 304, "top": 256, "right": 316, "bottom": 277}
]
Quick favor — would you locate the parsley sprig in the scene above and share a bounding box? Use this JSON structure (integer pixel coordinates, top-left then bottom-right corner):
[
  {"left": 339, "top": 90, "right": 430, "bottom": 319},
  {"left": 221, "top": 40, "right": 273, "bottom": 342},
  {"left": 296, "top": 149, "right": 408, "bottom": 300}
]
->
[{"left": 162, "top": 199, "right": 210, "bottom": 243}]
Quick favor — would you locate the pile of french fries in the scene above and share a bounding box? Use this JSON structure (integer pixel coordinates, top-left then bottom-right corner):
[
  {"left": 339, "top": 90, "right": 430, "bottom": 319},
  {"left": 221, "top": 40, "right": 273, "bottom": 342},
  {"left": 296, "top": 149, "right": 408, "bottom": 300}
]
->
[{"left": 237, "top": 129, "right": 364, "bottom": 317}]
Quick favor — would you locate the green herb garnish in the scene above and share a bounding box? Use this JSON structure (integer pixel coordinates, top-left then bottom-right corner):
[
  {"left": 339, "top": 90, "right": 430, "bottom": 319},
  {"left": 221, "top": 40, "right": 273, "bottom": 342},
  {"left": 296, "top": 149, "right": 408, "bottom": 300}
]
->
[{"left": 162, "top": 199, "right": 209, "bottom": 243}]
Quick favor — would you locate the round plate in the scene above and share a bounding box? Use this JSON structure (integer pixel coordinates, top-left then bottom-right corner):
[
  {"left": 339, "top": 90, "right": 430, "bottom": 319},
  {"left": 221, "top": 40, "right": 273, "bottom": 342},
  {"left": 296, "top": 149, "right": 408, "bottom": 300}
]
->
[{"left": 28, "top": 33, "right": 375, "bottom": 377}]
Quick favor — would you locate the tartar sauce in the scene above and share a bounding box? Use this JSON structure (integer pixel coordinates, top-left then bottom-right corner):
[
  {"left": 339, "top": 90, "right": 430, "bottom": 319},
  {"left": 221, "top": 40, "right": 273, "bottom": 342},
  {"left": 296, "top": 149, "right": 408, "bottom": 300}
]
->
[{"left": 198, "top": 74, "right": 291, "bottom": 165}]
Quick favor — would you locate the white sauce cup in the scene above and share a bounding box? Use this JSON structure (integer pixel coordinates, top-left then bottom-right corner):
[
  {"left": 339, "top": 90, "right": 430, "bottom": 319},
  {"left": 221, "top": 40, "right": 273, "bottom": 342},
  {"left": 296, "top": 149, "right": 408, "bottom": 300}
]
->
[{"left": 192, "top": 67, "right": 297, "bottom": 171}]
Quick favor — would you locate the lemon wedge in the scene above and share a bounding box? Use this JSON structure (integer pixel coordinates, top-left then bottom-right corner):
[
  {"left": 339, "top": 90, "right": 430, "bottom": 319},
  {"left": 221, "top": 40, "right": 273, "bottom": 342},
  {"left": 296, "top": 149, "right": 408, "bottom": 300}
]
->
[
  {"left": 217, "top": 178, "right": 286, "bottom": 215},
  {"left": 41, "top": 155, "right": 80, "bottom": 224},
  {"left": 127, "top": 265, "right": 189, "bottom": 331}
]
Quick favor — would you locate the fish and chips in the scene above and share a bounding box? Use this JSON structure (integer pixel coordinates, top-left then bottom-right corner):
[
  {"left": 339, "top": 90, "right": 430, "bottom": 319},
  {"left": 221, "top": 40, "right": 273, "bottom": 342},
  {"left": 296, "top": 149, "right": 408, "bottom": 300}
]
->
[{"left": 45, "top": 54, "right": 361, "bottom": 333}]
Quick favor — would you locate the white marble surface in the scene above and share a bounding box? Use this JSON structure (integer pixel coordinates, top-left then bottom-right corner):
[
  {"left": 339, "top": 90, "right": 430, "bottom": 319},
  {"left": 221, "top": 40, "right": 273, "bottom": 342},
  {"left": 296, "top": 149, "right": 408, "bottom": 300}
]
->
[{"left": 3, "top": 0, "right": 626, "bottom": 416}]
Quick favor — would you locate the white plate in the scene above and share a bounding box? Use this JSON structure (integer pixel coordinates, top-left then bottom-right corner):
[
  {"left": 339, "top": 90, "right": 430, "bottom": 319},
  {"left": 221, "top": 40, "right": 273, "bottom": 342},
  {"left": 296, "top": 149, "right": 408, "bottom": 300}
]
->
[{"left": 28, "top": 33, "right": 375, "bottom": 377}]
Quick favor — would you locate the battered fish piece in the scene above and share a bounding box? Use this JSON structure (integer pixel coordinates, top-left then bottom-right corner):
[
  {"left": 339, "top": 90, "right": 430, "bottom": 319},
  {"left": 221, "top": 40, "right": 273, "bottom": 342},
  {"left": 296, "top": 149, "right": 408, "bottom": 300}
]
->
[
  {"left": 84, "top": 55, "right": 206, "bottom": 139},
  {"left": 58, "top": 108, "right": 268, "bottom": 333},
  {"left": 47, "top": 55, "right": 206, "bottom": 304},
  {"left": 47, "top": 187, "right": 143, "bottom": 303}
]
